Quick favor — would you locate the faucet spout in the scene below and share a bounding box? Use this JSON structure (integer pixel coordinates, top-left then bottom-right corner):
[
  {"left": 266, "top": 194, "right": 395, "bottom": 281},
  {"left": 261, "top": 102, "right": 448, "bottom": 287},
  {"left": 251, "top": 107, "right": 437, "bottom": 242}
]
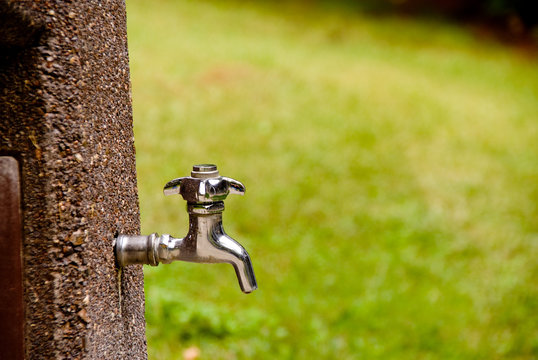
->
[{"left": 208, "top": 226, "right": 258, "bottom": 294}]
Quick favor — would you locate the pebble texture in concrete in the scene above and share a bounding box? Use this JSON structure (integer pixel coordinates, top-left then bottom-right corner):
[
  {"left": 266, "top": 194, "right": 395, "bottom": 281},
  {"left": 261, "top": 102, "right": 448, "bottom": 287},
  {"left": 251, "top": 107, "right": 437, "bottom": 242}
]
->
[{"left": 0, "top": 1, "right": 147, "bottom": 358}]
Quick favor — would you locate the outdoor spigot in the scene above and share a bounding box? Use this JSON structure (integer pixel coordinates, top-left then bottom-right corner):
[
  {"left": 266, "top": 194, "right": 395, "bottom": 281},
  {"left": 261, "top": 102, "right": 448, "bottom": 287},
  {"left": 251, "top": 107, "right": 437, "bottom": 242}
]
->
[{"left": 115, "top": 164, "right": 257, "bottom": 294}]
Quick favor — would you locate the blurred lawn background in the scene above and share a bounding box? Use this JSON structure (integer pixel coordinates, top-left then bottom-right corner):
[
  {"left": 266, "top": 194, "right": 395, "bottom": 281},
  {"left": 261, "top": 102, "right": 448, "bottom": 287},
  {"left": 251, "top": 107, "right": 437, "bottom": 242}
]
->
[{"left": 126, "top": 0, "right": 538, "bottom": 358}]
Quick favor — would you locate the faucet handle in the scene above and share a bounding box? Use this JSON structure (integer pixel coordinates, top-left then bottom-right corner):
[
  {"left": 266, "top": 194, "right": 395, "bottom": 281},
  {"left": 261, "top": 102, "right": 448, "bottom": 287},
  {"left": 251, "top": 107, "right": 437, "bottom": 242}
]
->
[
  {"left": 163, "top": 164, "right": 246, "bottom": 202},
  {"left": 163, "top": 177, "right": 185, "bottom": 196},
  {"left": 221, "top": 177, "right": 246, "bottom": 196}
]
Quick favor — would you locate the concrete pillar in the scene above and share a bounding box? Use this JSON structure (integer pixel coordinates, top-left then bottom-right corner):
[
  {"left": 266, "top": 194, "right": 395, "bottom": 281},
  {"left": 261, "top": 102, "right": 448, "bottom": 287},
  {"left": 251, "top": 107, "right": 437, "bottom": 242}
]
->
[{"left": 0, "top": 1, "right": 147, "bottom": 358}]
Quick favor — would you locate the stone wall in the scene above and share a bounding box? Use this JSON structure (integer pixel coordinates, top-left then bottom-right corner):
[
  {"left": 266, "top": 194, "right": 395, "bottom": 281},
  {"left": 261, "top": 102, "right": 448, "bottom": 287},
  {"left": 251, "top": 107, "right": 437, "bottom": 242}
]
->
[{"left": 0, "top": 1, "right": 147, "bottom": 358}]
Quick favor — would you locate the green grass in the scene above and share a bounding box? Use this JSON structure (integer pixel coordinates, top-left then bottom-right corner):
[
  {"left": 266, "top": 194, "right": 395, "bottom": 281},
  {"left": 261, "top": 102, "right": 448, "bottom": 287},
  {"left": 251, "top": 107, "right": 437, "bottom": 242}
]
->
[{"left": 126, "top": 1, "right": 538, "bottom": 358}]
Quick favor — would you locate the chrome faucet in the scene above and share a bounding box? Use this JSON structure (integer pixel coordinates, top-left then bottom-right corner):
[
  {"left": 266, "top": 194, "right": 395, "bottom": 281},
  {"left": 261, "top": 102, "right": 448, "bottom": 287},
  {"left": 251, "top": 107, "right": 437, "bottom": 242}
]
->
[{"left": 115, "top": 164, "right": 257, "bottom": 293}]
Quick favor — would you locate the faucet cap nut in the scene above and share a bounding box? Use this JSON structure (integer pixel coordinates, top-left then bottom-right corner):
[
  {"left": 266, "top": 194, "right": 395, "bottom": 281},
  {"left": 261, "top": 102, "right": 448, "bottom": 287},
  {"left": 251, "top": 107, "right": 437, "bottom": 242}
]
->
[{"left": 191, "top": 164, "right": 219, "bottom": 179}]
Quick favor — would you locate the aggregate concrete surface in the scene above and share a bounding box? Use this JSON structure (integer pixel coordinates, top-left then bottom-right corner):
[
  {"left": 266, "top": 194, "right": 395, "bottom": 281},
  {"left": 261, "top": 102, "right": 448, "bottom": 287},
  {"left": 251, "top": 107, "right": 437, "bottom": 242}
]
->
[{"left": 0, "top": 1, "right": 147, "bottom": 358}]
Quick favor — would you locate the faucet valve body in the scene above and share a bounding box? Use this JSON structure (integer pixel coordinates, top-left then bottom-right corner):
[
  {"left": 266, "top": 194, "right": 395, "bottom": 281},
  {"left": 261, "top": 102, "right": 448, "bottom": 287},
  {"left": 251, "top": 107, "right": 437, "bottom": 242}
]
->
[{"left": 115, "top": 164, "right": 257, "bottom": 293}]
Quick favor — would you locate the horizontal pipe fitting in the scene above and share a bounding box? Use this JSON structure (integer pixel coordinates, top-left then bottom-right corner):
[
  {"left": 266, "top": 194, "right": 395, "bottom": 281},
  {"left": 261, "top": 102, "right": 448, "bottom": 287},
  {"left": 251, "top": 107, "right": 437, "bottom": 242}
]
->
[{"left": 115, "top": 233, "right": 158, "bottom": 267}]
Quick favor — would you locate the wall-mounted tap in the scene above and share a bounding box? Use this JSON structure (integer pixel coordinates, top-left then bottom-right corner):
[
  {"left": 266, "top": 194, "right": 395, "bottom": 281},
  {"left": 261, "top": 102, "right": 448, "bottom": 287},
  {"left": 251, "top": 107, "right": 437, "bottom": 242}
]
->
[{"left": 115, "top": 164, "right": 257, "bottom": 293}]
